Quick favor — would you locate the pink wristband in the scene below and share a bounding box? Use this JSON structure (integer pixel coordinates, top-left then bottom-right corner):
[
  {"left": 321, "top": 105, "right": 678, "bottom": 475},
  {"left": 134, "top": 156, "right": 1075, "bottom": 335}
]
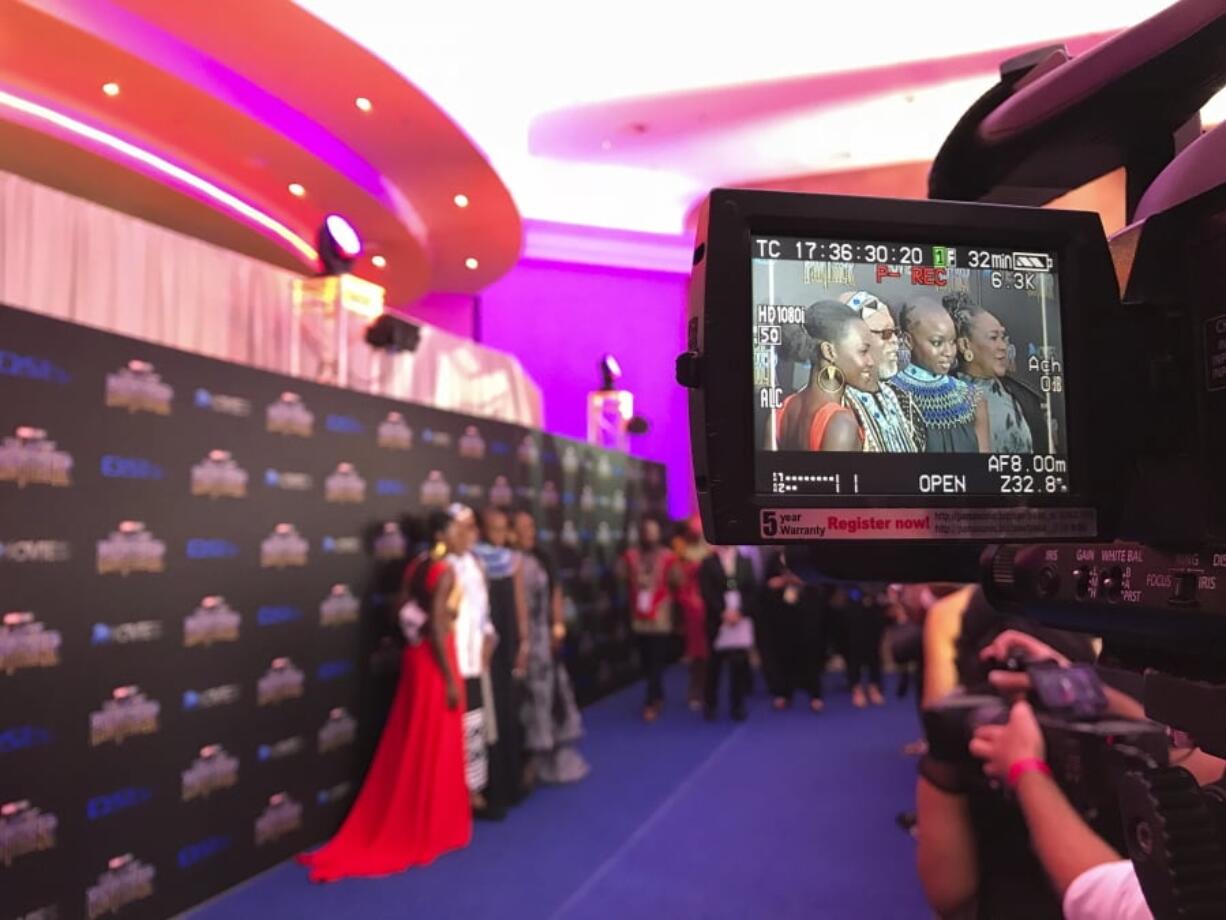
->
[{"left": 1007, "top": 757, "right": 1052, "bottom": 789}]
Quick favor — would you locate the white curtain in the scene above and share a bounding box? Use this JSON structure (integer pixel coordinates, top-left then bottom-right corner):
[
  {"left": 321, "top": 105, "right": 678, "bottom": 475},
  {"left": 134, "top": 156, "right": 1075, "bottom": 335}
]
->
[{"left": 0, "top": 170, "right": 542, "bottom": 426}]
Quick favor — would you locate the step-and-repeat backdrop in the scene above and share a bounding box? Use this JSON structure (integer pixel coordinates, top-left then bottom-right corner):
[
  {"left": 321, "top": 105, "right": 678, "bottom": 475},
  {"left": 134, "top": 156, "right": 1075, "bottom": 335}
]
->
[{"left": 0, "top": 303, "right": 666, "bottom": 920}]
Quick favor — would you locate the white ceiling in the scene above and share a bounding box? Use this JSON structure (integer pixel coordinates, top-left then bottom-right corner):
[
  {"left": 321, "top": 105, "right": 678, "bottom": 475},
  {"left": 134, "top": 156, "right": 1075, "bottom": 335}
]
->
[{"left": 296, "top": 1, "right": 1208, "bottom": 236}]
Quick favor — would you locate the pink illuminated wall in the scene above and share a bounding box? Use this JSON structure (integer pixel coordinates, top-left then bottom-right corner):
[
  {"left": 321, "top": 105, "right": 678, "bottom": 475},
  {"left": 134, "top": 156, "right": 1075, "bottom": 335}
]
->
[{"left": 478, "top": 260, "right": 693, "bottom": 519}]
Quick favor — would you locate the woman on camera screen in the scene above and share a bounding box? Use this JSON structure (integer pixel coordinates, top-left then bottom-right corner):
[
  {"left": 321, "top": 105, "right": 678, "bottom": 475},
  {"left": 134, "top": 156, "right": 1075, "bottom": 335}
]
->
[
  {"left": 890, "top": 296, "right": 989, "bottom": 453},
  {"left": 945, "top": 292, "right": 1043, "bottom": 454},
  {"left": 775, "top": 300, "right": 876, "bottom": 451}
]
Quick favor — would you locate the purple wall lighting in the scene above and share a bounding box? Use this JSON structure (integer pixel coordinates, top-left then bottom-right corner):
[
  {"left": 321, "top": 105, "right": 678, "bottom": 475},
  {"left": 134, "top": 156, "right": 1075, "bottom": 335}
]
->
[{"left": 479, "top": 259, "right": 694, "bottom": 520}]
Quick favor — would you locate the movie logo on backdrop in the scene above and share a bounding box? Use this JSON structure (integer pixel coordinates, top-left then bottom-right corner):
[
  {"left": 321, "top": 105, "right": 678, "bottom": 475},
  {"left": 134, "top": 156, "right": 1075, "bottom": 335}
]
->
[
  {"left": 90, "top": 686, "right": 160, "bottom": 747},
  {"left": 86, "top": 854, "right": 155, "bottom": 919},
  {"left": 561, "top": 445, "right": 580, "bottom": 475},
  {"left": 420, "top": 470, "right": 451, "bottom": 508},
  {"left": 318, "top": 707, "right": 357, "bottom": 754},
  {"left": 580, "top": 486, "right": 596, "bottom": 512},
  {"left": 561, "top": 521, "right": 580, "bottom": 548},
  {"left": 595, "top": 454, "right": 612, "bottom": 479},
  {"left": 181, "top": 744, "right": 240, "bottom": 801},
  {"left": 0, "top": 799, "right": 57, "bottom": 866},
  {"left": 191, "top": 450, "right": 248, "bottom": 499},
  {"left": 183, "top": 596, "right": 241, "bottom": 647},
  {"left": 490, "top": 475, "right": 513, "bottom": 507},
  {"left": 193, "top": 388, "right": 252, "bottom": 418},
  {"left": 97, "top": 521, "right": 166, "bottom": 576},
  {"left": 257, "top": 658, "right": 305, "bottom": 706},
  {"left": 182, "top": 683, "right": 240, "bottom": 712},
  {"left": 254, "top": 793, "right": 303, "bottom": 847},
  {"left": 376, "top": 411, "right": 413, "bottom": 450},
  {"left": 517, "top": 435, "right": 540, "bottom": 465},
  {"left": 320, "top": 585, "right": 359, "bottom": 628},
  {"left": 265, "top": 392, "right": 313, "bottom": 437},
  {"left": 92, "top": 618, "right": 163, "bottom": 647},
  {"left": 0, "top": 427, "right": 73, "bottom": 488},
  {"left": 1, "top": 612, "right": 61, "bottom": 676},
  {"left": 105, "top": 361, "right": 173, "bottom": 415},
  {"left": 373, "top": 522, "right": 407, "bottom": 561},
  {"left": 260, "top": 524, "right": 309, "bottom": 569},
  {"left": 541, "top": 481, "right": 560, "bottom": 509},
  {"left": 324, "top": 462, "right": 366, "bottom": 503},
  {"left": 458, "top": 425, "right": 486, "bottom": 459},
  {"left": 257, "top": 736, "right": 304, "bottom": 762}
]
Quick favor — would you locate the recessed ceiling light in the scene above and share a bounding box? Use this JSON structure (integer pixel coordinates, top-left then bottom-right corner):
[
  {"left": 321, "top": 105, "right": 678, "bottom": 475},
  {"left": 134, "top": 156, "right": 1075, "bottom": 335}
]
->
[
  {"left": 102, "top": 82, "right": 121, "bottom": 97},
  {"left": 600, "top": 139, "right": 612, "bottom": 150},
  {"left": 354, "top": 96, "right": 373, "bottom": 112},
  {"left": 371, "top": 255, "right": 387, "bottom": 268},
  {"left": 465, "top": 257, "right": 479, "bottom": 270},
  {"left": 453, "top": 193, "right": 469, "bottom": 208},
  {"left": 288, "top": 182, "right": 306, "bottom": 197}
]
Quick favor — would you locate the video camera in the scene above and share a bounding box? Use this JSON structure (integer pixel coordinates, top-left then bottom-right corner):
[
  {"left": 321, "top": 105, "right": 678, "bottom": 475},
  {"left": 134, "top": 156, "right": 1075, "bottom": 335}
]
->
[{"left": 676, "top": 4, "right": 1226, "bottom": 917}]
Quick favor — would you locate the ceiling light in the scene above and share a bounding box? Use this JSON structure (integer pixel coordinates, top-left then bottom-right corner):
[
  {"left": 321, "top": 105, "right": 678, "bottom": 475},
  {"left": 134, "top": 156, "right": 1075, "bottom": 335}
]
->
[
  {"left": 453, "top": 193, "right": 469, "bottom": 208},
  {"left": 371, "top": 255, "right": 387, "bottom": 268},
  {"left": 464, "top": 257, "right": 479, "bottom": 270},
  {"left": 600, "top": 139, "right": 612, "bottom": 150},
  {"left": 354, "top": 96, "right": 372, "bottom": 112},
  {"left": 102, "top": 82, "right": 121, "bottom": 97},
  {"left": 317, "top": 214, "right": 362, "bottom": 274},
  {"left": 288, "top": 182, "right": 306, "bottom": 197}
]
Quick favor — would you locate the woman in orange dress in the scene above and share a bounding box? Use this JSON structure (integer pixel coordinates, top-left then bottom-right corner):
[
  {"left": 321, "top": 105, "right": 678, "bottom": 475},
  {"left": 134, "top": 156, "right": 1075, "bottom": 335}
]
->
[{"left": 776, "top": 300, "right": 878, "bottom": 451}]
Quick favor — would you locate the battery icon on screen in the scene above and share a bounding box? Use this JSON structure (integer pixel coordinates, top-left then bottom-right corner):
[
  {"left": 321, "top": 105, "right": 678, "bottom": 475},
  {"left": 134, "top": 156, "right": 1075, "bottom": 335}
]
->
[{"left": 932, "top": 246, "right": 947, "bottom": 269}]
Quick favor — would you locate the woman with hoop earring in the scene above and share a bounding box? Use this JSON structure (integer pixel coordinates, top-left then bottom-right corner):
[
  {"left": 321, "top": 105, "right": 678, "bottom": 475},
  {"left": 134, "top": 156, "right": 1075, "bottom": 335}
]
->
[{"left": 775, "top": 300, "right": 877, "bottom": 451}]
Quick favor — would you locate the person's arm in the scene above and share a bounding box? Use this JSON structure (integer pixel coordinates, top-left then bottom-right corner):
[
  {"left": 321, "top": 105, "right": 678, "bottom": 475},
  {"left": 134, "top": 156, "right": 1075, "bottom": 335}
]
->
[
  {"left": 973, "top": 395, "right": 989, "bottom": 453},
  {"left": 429, "top": 567, "right": 460, "bottom": 709},
  {"left": 819, "top": 409, "right": 863, "bottom": 452},
  {"left": 512, "top": 557, "right": 530, "bottom": 677},
  {"left": 970, "top": 701, "right": 1122, "bottom": 897},
  {"left": 922, "top": 586, "right": 972, "bottom": 705},
  {"left": 550, "top": 584, "right": 566, "bottom": 655},
  {"left": 915, "top": 775, "right": 979, "bottom": 920}
]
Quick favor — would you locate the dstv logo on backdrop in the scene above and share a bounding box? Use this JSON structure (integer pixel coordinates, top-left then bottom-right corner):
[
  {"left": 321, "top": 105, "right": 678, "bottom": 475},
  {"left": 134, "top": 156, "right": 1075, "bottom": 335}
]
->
[
  {"left": 257, "top": 736, "right": 304, "bottom": 762},
  {"left": 316, "top": 659, "right": 353, "bottom": 682},
  {"left": 0, "top": 349, "right": 70, "bottom": 384},
  {"left": 186, "top": 538, "right": 239, "bottom": 560},
  {"left": 0, "top": 725, "right": 53, "bottom": 754},
  {"left": 177, "top": 834, "right": 231, "bottom": 869},
  {"left": 257, "top": 606, "right": 303, "bottom": 627},
  {"left": 91, "top": 620, "right": 163, "bottom": 646},
  {"left": 325, "top": 414, "right": 364, "bottom": 434},
  {"left": 86, "top": 854, "right": 156, "bottom": 918},
  {"left": 100, "top": 455, "right": 164, "bottom": 481},
  {"left": 193, "top": 388, "right": 251, "bottom": 418},
  {"left": 376, "top": 478, "right": 407, "bottom": 496},
  {"left": 182, "top": 684, "right": 240, "bottom": 711},
  {"left": 86, "top": 786, "right": 152, "bottom": 821},
  {"left": 0, "top": 800, "right": 58, "bottom": 866}
]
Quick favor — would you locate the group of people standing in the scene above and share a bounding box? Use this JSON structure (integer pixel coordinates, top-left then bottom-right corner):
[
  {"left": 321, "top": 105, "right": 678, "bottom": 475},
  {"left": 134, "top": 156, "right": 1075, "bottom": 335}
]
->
[
  {"left": 300, "top": 504, "right": 588, "bottom": 884},
  {"left": 776, "top": 290, "right": 1045, "bottom": 454},
  {"left": 623, "top": 518, "right": 899, "bottom": 720}
]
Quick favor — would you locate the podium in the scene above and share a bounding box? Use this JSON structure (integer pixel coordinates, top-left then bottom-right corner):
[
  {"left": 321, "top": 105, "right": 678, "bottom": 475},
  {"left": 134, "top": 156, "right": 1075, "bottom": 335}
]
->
[
  {"left": 289, "top": 274, "right": 385, "bottom": 387},
  {"left": 586, "top": 389, "right": 634, "bottom": 452}
]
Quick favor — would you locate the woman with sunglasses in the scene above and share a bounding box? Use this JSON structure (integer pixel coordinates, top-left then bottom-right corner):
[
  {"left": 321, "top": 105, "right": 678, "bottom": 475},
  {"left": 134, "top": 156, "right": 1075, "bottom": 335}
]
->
[
  {"left": 891, "top": 296, "right": 989, "bottom": 453},
  {"left": 838, "top": 291, "right": 917, "bottom": 453},
  {"left": 944, "top": 292, "right": 1043, "bottom": 454},
  {"left": 776, "top": 300, "right": 875, "bottom": 451}
]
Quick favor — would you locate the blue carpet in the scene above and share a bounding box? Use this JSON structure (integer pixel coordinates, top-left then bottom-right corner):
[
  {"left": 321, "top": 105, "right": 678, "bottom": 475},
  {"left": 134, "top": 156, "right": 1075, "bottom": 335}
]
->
[{"left": 189, "top": 670, "right": 929, "bottom": 920}]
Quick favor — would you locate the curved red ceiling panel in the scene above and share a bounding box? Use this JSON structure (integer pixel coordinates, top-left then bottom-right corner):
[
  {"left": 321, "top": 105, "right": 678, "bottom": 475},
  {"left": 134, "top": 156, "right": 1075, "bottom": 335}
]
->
[{"left": 2, "top": 0, "right": 521, "bottom": 304}]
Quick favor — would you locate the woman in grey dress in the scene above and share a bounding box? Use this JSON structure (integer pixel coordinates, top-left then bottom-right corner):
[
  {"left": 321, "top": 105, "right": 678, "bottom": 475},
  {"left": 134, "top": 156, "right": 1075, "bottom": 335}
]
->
[{"left": 512, "top": 511, "right": 589, "bottom": 785}]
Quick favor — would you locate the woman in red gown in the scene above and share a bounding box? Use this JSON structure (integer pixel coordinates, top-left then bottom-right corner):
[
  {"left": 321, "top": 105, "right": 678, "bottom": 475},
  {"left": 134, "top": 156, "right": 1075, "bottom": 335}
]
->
[{"left": 298, "top": 510, "right": 472, "bottom": 882}]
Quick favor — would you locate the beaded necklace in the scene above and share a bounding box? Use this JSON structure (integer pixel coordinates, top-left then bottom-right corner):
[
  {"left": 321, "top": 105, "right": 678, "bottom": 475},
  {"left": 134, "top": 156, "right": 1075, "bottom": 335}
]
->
[
  {"left": 843, "top": 385, "right": 917, "bottom": 452},
  {"left": 891, "top": 365, "right": 976, "bottom": 430}
]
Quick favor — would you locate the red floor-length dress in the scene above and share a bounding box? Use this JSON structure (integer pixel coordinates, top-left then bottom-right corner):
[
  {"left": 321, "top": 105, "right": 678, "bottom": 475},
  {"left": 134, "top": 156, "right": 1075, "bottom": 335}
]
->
[{"left": 298, "top": 560, "right": 471, "bottom": 882}]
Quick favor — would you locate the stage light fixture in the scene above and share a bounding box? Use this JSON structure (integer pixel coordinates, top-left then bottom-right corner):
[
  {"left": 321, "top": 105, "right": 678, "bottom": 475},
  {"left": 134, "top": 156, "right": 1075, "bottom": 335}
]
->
[
  {"left": 453, "top": 193, "right": 469, "bottom": 208},
  {"left": 599, "top": 353, "right": 622, "bottom": 391},
  {"left": 354, "top": 96, "right": 373, "bottom": 112},
  {"left": 371, "top": 255, "right": 387, "bottom": 268},
  {"left": 288, "top": 182, "right": 306, "bottom": 197},
  {"left": 365, "top": 313, "right": 421, "bottom": 353},
  {"left": 102, "top": 82, "right": 121, "bottom": 97},
  {"left": 316, "top": 214, "right": 362, "bottom": 275},
  {"left": 465, "top": 257, "right": 479, "bottom": 270}
]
